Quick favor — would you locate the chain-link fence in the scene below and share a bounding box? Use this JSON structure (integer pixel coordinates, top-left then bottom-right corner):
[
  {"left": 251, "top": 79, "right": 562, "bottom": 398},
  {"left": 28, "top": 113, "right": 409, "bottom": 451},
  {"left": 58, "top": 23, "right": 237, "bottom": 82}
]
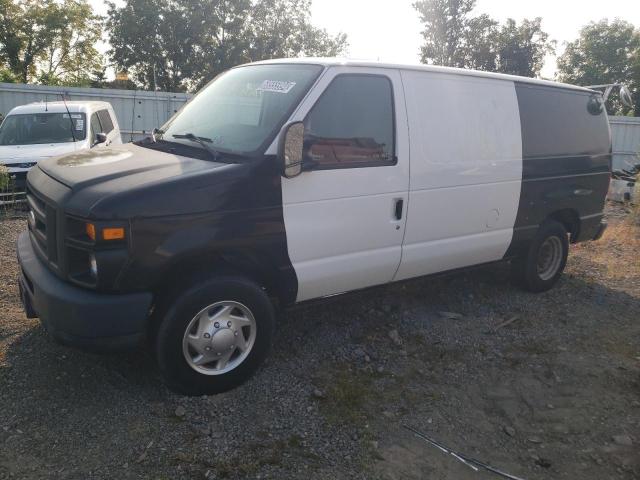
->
[{"left": 0, "top": 166, "right": 26, "bottom": 218}]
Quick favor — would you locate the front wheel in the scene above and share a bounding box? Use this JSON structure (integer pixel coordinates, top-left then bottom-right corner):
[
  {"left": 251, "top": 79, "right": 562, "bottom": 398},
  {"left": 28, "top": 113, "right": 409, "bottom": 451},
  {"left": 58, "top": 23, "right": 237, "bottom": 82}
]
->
[
  {"left": 155, "top": 275, "right": 275, "bottom": 395},
  {"left": 511, "top": 220, "right": 569, "bottom": 293}
]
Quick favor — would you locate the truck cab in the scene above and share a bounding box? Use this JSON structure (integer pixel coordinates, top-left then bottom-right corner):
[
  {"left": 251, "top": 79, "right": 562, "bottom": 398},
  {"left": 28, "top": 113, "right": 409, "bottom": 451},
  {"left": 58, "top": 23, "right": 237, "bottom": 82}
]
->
[
  {"left": 16, "top": 60, "right": 610, "bottom": 395},
  {"left": 0, "top": 101, "right": 121, "bottom": 190}
]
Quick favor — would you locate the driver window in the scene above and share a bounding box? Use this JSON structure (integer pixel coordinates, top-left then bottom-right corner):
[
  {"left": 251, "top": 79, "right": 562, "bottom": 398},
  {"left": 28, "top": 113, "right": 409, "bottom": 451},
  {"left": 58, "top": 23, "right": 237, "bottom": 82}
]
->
[
  {"left": 304, "top": 74, "right": 395, "bottom": 169},
  {"left": 89, "top": 113, "right": 102, "bottom": 145}
]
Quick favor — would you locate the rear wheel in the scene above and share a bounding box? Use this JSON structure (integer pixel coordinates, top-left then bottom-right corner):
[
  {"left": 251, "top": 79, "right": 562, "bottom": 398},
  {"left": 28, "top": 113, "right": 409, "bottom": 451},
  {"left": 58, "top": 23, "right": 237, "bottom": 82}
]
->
[
  {"left": 155, "top": 275, "right": 275, "bottom": 395},
  {"left": 511, "top": 220, "right": 569, "bottom": 292}
]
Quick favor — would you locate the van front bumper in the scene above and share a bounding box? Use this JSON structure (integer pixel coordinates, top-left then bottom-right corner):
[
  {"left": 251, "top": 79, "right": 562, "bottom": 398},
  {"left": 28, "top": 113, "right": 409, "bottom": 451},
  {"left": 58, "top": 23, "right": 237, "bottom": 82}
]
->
[{"left": 16, "top": 231, "right": 152, "bottom": 350}]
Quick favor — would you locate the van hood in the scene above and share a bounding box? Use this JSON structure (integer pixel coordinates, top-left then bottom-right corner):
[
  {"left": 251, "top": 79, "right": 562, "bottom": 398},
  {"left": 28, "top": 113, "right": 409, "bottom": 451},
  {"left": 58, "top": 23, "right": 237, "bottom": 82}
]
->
[
  {"left": 0, "top": 142, "right": 81, "bottom": 164},
  {"left": 37, "top": 143, "right": 232, "bottom": 190},
  {"left": 31, "top": 142, "right": 244, "bottom": 218}
]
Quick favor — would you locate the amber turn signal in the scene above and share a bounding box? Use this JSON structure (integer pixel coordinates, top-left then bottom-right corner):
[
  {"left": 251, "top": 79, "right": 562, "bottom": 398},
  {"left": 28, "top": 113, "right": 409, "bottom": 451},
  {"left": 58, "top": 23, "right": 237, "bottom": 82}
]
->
[
  {"left": 102, "top": 227, "right": 125, "bottom": 241},
  {"left": 86, "top": 223, "right": 96, "bottom": 241}
]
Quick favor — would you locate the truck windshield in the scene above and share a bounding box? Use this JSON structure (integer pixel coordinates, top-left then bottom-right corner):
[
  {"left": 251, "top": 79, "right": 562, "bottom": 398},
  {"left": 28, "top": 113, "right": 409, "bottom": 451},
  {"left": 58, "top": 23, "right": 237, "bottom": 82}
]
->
[
  {"left": 0, "top": 113, "right": 86, "bottom": 145},
  {"left": 161, "top": 64, "right": 323, "bottom": 155}
]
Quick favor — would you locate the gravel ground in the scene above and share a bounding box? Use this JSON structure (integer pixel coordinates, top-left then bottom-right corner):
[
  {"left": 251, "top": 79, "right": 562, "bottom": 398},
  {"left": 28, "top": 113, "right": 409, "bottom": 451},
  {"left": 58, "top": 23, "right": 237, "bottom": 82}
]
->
[{"left": 1, "top": 204, "right": 639, "bottom": 479}]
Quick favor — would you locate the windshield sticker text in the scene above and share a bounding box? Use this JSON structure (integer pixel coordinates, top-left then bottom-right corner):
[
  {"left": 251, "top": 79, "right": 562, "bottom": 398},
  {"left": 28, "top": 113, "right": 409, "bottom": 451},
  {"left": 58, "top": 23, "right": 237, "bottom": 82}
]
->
[{"left": 257, "top": 80, "right": 296, "bottom": 94}]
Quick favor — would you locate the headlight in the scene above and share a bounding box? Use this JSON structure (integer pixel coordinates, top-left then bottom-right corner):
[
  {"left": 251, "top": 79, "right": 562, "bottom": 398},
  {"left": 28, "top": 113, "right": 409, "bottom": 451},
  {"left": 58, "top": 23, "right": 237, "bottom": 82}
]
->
[
  {"left": 89, "top": 254, "right": 98, "bottom": 278},
  {"left": 85, "top": 222, "right": 126, "bottom": 242}
]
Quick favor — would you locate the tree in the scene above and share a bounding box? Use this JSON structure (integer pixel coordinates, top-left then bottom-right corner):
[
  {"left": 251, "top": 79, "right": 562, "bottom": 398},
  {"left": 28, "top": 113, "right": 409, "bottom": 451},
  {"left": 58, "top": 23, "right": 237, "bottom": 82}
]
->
[
  {"left": 557, "top": 19, "right": 640, "bottom": 116},
  {"left": 106, "top": 0, "right": 208, "bottom": 92},
  {"left": 0, "top": 0, "right": 103, "bottom": 85},
  {"left": 413, "top": 0, "right": 554, "bottom": 78},
  {"left": 106, "top": 0, "right": 348, "bottom": 92},
  {"left": 36, "top": 0, "right": 103, "bottom": 87},
  {"left": 462, "top": 14, "right": 498, "bottom": 71},
  {"left": 0, "top": 65, "right": 18, "bottom": 83},
  {"left": 245, "top": 0, "right": 347, "bottom": 61},
  {"left": 495, "top": 18, "right": 554, "bottom": 77},
  {"left": 413, "top": 0, "right": 476, "bottom": 67}
]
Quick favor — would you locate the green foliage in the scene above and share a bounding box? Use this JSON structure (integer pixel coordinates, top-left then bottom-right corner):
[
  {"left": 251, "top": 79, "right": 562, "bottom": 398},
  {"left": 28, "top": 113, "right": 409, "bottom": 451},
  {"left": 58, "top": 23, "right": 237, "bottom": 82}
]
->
[
  {"left": 413, "top": 0, "right": 554, "bottom": 78},
  {"left": 0, "top": 165, "right": 10, "bottom": 191},
  {"left": 0, "top": 64, "right": 18, "bottom": 83},
  {"left": 0, "top": 0, "right": 103, "bottom": 85},
  {"left": 106, "top": 0, "right": 348, "bottom": 92},
  {"left": 495, "top": 18, "right": 554, "bottom": 78},
  {"left": 413, "top": 0, "right": 476, "bottom": 68},
  {"left": 557, "top": 19, "right": 640, "bottom": 116}
]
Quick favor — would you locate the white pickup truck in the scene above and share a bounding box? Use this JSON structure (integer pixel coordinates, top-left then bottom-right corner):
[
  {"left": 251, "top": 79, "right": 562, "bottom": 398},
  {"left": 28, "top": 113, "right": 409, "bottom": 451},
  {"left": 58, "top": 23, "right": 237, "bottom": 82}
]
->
[{"left": 0, "top": 101, "right": 122, "bottom": 190}]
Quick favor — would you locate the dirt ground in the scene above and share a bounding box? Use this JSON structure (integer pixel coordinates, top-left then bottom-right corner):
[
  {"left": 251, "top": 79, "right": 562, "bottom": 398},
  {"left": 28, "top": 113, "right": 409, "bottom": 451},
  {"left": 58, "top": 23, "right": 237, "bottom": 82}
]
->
[{"left": 0, "top": 204, "right": 638, "bottom": 480}]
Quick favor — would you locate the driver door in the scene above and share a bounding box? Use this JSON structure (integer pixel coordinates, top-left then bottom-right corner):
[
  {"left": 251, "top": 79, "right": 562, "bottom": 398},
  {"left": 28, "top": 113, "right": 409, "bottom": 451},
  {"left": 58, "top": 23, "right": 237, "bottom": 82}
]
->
[{"left": 279, "top": 67, "right": 410, "bottom": 302}]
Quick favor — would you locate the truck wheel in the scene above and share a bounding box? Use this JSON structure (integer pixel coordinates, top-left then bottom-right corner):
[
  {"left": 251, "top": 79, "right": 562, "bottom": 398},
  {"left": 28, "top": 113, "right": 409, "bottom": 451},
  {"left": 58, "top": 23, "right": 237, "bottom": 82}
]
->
[
  {"left": 155, "top": 275, "right": 275, "bottom": 395},
  {"left": 511, "top": 220, "right": 569, "bottom": 293}
]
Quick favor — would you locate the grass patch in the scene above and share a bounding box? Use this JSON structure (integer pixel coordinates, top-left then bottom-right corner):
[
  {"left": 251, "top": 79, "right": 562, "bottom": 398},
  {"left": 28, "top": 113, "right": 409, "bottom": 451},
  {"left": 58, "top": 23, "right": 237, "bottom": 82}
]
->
[
  {"left": 212, "top": 435, "right": 319, "bottom": 478},
  {"left": 318, "top": 369, "right": 376, "bottom": 424},
  {"left": 574, "top": 219, "right": 640, "bottom": 281}
]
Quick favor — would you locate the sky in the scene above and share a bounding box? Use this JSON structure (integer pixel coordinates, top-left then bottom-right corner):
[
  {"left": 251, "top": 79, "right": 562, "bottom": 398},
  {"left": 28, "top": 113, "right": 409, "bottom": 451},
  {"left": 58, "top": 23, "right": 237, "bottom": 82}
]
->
[{"left": 91, "top": 0, "right": 640, "bottom": 80}]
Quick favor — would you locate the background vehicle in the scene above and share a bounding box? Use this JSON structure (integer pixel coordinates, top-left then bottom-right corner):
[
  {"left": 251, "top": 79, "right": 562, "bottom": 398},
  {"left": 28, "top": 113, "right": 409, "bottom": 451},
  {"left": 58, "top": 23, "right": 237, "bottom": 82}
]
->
[
  {"left": 16, "top": 59, "right": 610, "bottom": 395},
  {"left": 0, "top": 101, "right": 121, "bottom": 190}
]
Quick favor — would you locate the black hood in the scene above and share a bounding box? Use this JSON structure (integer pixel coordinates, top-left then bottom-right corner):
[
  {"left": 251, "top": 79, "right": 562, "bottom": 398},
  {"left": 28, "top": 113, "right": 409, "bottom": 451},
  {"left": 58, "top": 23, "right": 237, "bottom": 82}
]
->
[
  {"left": 38, "top": 143, "right": 229, "bottom": 191},
  {"left": 34, "top": 143, "right": 247, "bottom": 219}
]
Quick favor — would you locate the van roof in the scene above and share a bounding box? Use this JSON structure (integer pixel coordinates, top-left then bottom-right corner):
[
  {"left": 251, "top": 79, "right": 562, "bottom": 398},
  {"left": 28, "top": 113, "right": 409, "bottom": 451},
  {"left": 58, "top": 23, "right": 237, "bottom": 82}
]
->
[
  {"left": 249, "top": 58, "right": 596, "bottom": 93},
  {"left": 7, "top": 101, "right": 112, "bottom": 115}
]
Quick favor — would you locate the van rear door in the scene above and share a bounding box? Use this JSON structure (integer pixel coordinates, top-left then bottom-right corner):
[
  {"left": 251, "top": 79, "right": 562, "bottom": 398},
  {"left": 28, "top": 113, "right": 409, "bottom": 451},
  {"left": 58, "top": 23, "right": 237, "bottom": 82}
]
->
[{"left": 279, "top": 67, "right": 410, "bottom": 302}]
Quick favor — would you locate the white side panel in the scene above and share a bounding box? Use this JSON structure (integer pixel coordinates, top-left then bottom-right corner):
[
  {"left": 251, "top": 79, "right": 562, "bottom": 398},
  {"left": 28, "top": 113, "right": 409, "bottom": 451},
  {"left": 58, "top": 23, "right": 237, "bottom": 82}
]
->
[
  {"left": 281, "top": 67, "right": 410, "bottom": 302},
  {"left": 395, "top": 71, "right": 522, "bottom": 281}
]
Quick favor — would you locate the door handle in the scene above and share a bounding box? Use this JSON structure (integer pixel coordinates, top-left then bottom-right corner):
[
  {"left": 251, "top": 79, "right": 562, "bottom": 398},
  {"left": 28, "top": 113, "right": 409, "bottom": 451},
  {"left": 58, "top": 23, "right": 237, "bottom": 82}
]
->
[{"left": 394, "top": 198, "right": 404, "bottom": 220}]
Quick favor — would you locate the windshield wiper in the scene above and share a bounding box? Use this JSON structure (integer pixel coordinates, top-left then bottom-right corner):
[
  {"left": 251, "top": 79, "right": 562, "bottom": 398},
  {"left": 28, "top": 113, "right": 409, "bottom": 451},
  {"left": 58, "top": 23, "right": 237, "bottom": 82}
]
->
[{"left": 172, "top": 133, "right": 241, "bottom": 164}]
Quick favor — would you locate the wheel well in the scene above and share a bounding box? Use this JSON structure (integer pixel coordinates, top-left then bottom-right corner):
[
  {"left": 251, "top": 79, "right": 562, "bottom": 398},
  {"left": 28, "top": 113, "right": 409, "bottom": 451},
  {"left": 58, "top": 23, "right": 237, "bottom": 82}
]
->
[
  {"left": 146, "top": 252, "right": 283, "bottom": 343},
  {"left": 548, "top": 209, "right": 580, "bottom": 242},
  {"left": 151, "top": 252, "right": 283, "bottom": 310}
]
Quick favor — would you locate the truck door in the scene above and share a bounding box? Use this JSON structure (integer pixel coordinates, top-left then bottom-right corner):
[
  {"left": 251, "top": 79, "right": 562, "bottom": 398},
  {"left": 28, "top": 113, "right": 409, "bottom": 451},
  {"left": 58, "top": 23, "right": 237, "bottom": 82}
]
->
[{"left": 279, "top": 67, "right": 410, "bottom": 302}]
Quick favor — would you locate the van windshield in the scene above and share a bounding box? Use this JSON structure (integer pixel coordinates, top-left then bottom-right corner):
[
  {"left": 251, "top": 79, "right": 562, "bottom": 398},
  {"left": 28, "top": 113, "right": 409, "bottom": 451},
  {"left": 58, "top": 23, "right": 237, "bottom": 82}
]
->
[
  {"left": 161, "top": 64, "right": 323, "bottom": 155},
  {"left": 0, "top": 113, "right": 87, "bottom": 145}
]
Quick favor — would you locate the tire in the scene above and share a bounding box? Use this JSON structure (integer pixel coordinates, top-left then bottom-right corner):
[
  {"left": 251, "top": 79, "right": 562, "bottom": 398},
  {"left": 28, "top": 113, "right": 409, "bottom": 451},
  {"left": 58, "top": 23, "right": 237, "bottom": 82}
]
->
[
  {"left": 510, "top": 220, "right": 569, "bottom": 293},
  {"left": 155, "top": 275, "right": 275, "bottom": 395}
]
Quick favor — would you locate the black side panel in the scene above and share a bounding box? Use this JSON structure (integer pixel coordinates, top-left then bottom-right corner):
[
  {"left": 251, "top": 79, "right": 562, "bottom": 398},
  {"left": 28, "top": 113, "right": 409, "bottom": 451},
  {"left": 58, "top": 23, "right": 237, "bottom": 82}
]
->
[
  {"left": 506, "top": 83, "right": 611, "bottom": 257},
  {"left": 113, "top": 155, "right": 298, "bottom": 305}
]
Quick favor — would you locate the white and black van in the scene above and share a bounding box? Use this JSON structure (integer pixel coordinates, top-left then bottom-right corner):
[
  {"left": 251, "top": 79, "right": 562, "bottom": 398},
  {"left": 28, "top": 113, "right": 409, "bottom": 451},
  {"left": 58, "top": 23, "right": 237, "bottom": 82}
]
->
[{"left": 17, "top": 59, "right": 610, "bottom": 395}]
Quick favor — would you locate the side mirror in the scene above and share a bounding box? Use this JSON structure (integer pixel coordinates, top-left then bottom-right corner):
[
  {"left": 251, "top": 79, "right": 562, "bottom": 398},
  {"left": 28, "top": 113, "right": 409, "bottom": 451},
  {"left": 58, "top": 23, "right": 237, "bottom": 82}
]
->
[
  {"left": 620, "top": 85, "right": 634, "bottom": 108},
  {"left": 94, "top": 132, "right": 107, "bottom": 145},
  {"left": 279, "top": 122, "right": 304, "bottom": 178}
]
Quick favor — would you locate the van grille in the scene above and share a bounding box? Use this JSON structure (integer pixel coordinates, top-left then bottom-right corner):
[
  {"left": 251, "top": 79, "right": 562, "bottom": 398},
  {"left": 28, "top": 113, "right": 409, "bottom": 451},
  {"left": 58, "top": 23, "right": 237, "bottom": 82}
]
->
[{"left": 26, "top": 185, "right": 58, "bottom": 266}]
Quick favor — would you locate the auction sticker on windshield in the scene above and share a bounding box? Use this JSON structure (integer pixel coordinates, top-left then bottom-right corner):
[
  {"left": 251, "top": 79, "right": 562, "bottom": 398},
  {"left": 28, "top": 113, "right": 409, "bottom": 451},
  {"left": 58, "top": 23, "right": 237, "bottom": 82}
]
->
[{"left": 257, "top": 80, "right": 296, "bottom": 94}]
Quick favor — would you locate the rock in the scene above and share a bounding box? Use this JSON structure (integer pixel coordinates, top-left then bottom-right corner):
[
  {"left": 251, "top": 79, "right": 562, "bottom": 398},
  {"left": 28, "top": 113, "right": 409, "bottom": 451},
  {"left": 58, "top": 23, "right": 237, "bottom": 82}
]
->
[
  {"left": 535, "top": 457, "right": 552, "bottom": 468},
  {"left": 312, "top": 388, "right": 326, "bottom": 399},
  {"left": 388, "top": 329, "right": 402, "bottom": 346},
  {"left": 439, "top": 311, "right": 463, "bottom": 320},
  {"left": 528, "top": 436, "right": 543, "bottom": 444},
  {"left": 174, "top": 406, "right": 186, "bottom": 418},
  {"left": 150, "top": 402, "right": 165, "bottom": 416},
  {"left": 364, "top": 355, "right": 371, "bottom": 363},
  {"left": 612, "top": 434, "right": 633, "bottom": 446},
  {"left": 377, "top": 366, "right": 384, "bottom": 373},
  {"left": 503, "top": 426, "right": 516, "bottom": 437},
  {"left": 191, "top": 423, "right": 211, "bottom": 437}
]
